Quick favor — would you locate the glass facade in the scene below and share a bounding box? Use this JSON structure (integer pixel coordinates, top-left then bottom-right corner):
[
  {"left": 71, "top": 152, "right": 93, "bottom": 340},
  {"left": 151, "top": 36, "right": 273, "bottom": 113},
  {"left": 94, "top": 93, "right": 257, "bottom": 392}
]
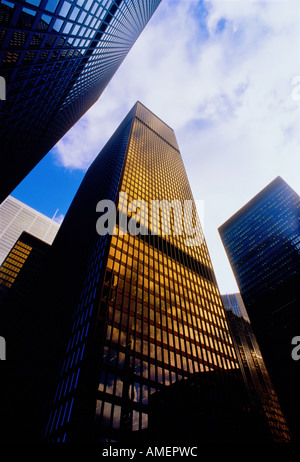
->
[
  {"left": 41, "top": 102, "right": 139, "bottom": 442},
  {"left": 0, "top": 234, "right": 33, "bottom": 296},
  {"left": 43, "top": 102, "right": 247, "bottom": 443},
  {"left": 218, "top": 177, "right": 300, "bottom": 441},
  {"left": 221, "top": 292, "right": 250, "bottom": 321},
  {"left": 0, "top": 231, "right": 54, "bottom": 442},
  {"left": 222, "top": 293, "right": 290, "bottom": 442},
  {"left": 0, "top": 0, "right": 162, "bottom": 202},
  {"left": 0, "top": 230, "right": 52, "bottom": 333},
  {"left": 40, "top": 102, "right": 291, "bottom": 443},
  {"left": 93, "top": 103, "right": 239, "bottom": 440},
  {"left": 219, "top": 177, "right": 300, "bottom": 306}
]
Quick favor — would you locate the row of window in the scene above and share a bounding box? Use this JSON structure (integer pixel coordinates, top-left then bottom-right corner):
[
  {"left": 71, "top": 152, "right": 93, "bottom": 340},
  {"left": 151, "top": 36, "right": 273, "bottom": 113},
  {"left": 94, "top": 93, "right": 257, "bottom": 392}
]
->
[
  {"left": 0, "top": 0, "right": 137, "bottom": 144},
  {"left": 91, "top": 110, "right": 239, "bottom": 437},
  {"left": 95, "top": 399, "right": 148, "bottom": 433},
  {"left": 135, "top": 104, "right": 180, "bottom": 150},
  {"left": 45, "top": 122, "right": 130, "bottom": 441},
  {"left": 0, "top": 239, "right": 33, "bottom": 290},
  {"left": 122, "top": 120, "right": 211, "bottom": 268},
  {"left": 108, "top": 233, "right": 222, "bottom": 312}
]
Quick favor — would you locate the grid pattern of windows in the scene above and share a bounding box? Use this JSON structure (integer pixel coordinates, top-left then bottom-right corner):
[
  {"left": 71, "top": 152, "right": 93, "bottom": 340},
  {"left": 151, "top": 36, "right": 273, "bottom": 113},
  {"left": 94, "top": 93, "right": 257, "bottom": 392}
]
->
[
  {"left": 0, "top": 231, "right": 51, "bottom": 308},
  {"left": 222, "top": 294, "right": 290, "bottom": 442},
  {"left": 221, "top": 292, "right": 250, "bottom": 321},
  {"left": 119, "top": 116, "right": 211, "bottom": 269},
  {"left": 0, "top": 195, "right": 60, "bottom": 265},
  {"left": 43, "top": 102, "right": 135, "bottom": 442},
  {"left": 0, "top": 0, "right": 162, "bottom": 202},
  {"left": 218, "top": 177, "right": 300, "bottom": 441},
  {"left": 44, "top": 102, "right": 239, "bottom": 443},
  {"left": 93, "top": 103, "right": 239, "bottom": 440},
  {"left": 44, "top": 233, "right": 108, "bottom": 441},
  {"left": 0, "top": 239, "right": 31, "bottom": 292},
  {"left": 219, "top": 177, "right": 300, "bottom": 304},
  {"left": 0, "top": 230, "right": 55, "bottom": 444}
]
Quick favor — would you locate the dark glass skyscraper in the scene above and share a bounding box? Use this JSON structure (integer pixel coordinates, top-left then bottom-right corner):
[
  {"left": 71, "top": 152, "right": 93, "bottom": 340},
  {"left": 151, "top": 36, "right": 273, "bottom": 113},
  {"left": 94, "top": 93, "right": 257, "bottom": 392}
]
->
[
  {"left": 218, "top": 177, "right": 300, "bottom": 440},
  {"left": 0, "top": 0, "right": 161, "bottom": 202},
  {"left": 0, "top": 231, "right": 55, "bottom": 441},
  {"left": 221, "top": 293, "right": 290, "bottom": 442},
  {"left": 38, "top": 103, "right": 289, "bottom": 443}
]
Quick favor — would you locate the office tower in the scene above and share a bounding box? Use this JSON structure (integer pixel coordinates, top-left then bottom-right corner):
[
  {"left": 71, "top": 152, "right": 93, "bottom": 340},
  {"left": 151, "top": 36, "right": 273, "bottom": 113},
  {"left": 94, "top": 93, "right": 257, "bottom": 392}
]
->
[
  {"left": 0, "top": 195, "right": 60, "bottom": 265},
  {"left": 219, "top": 177, "right": 300, "bottom": 440},
  {"left": 0, "top": 197, "right": 59, "bottom": 441},
  {"left": 0, "top": 0, "right": 162, "bottom": 202},
  {"left": 0, "top": 231, "right": 55, "bottom": 442},
  {"left": 0, "top": 230, "right": 51, "bottom": 303},
  {"left": 39, "top": 102, "right": 288, "bottom": 443},
  {"left": 222, "top": 293, "right": 290, "bottom": 442}
]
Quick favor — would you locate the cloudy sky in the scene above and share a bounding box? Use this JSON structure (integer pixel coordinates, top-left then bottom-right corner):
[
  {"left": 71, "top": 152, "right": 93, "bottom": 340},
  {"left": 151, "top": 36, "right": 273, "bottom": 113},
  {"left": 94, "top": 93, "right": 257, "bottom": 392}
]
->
[{"left": 14, "top": 0, "right": 300, "bottom": 294}]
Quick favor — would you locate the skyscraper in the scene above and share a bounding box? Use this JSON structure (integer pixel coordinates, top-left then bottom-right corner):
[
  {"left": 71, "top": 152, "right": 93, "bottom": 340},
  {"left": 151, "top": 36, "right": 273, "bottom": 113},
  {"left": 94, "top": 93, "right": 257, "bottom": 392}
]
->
[
  {"left": 0, "top": 0, "right": 162, "bottom": 202},
  {"left": 221, "top": 292, "right": 250, "bottom": 321},
  {"left": 0, "top": 230, "right": 52, "bottom": 303},
  {"left": 221, "top": 293, "right": 290, "bottom": 442},
  {"left": 0, "top": 195, "right": 60, "bottom": 265},
  {"left": 0, "top": 231, "right": 57, "bottom": 442},
  {"left": 39, "top": 103, "right": 287, "bottom": 443},
  {"left": 218, "top": 177, "right": 300, "bottom": 440}
]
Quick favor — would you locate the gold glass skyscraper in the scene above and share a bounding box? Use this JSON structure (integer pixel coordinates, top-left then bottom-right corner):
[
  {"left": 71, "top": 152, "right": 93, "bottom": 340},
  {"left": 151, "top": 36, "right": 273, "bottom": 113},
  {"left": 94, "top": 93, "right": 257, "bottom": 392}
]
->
[
  {"left": 95, "top": 102, "right": 239, "bottom": 437},
  {"left": 42, "top": 102, "right": 287, "bottom": 443}
]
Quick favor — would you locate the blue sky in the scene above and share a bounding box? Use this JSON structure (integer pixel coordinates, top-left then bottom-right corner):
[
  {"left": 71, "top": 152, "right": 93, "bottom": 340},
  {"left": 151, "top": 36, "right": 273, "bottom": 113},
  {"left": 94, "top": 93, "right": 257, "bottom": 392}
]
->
[
  {"left": 12, "top": 150, "right": 85, "bottom": 223},
  {"left": 12, "top": 0, "right": 300, "bottom": 294}
]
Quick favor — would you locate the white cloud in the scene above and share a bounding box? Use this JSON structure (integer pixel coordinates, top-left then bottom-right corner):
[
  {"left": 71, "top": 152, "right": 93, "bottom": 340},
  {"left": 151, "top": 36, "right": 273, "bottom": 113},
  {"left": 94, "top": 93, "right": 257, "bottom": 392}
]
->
[{"left": 53, "top": 0, "right": 300, "bottom": 293}]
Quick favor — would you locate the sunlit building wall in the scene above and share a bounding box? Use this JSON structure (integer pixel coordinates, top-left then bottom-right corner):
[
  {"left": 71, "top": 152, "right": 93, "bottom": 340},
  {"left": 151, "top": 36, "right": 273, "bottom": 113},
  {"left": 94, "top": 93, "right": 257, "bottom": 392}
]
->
[
  {"left": 42, "top": 102, "right": 245, "bottom": 443},
  {"left": 0, "top": 195, "right": 60, "bottom": 265},
  {"left": 219, "top": 177, "right": 300, "bottom": 440},
  {"left": 0, "top": 0, "right": 162, "bottom": 202},
  {"left": 0, "top": 230, "right": 47, "bottom": 299}
]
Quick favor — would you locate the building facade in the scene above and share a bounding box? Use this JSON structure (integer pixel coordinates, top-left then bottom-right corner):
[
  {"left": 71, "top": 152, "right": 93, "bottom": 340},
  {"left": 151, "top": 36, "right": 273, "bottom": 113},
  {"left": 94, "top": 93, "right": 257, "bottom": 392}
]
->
[
  {"left": 221, "top": 292, "right": 250, "bottom": 321},
  {"left": 0, "top": 196, "right": 59, "bottom": 441},
  {"left": 39, "top": 103, "right": 289, "bottom": 443},
  {"left": 222, "top": 293, "right": 290, "bottom": 442},
  {"left": 0, "top": 231, "right": 56, "bottom": 442},
  {"left": 0, "top": 230, "right": 51, "bottom": 303},
  {"left": 218, "top": 177, "right": 300, "bottom": 440},
  {"left": 0, "top": 0, "right": 161, "bottom": 202},
  {"left": 0, "top": 195, "right": 60, "bottom": 265}
]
